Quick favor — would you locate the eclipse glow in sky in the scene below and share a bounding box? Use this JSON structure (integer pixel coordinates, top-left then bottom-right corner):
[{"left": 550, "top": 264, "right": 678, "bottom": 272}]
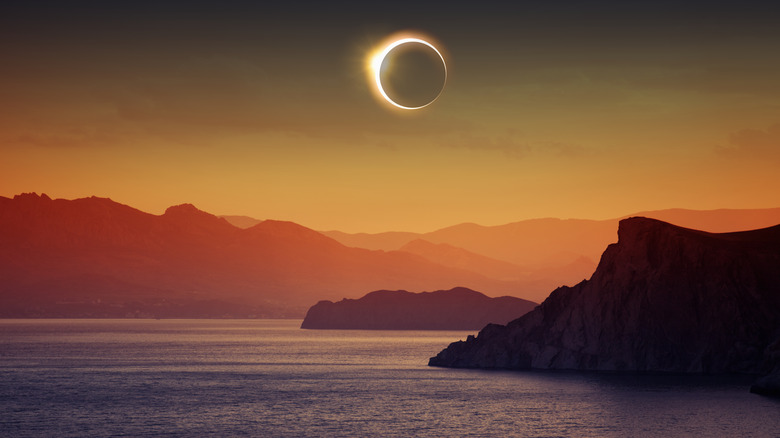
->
[{"left": 370, "top": 36, "right": 447, "bottom": 110}]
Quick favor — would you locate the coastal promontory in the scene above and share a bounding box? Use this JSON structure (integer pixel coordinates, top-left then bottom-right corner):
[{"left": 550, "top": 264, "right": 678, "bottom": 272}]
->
[
  {"left": 429, "top": 218, "right": 780, "bottom": 385},
  {"left": 301, "top": 287, "right": 538, "bottom": 330}
]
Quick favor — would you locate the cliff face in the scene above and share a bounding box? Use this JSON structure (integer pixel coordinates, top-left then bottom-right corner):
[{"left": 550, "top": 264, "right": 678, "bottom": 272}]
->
[
  {"left": 430, "top": 218, "right": 780, "bottom": 376},
  {"left": 301, "top": 287, "right": 538, "bottom": 330}
]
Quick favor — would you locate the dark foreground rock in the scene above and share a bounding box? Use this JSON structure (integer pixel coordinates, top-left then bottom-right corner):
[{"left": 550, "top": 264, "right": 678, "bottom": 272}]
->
[
  {"left": 301, "top": 287, "right": 538, "bottom": 330},
  {"left": 429, "top": 218, "right": 780, "bottom": 390},
  {"left": 750, "top": 339, "right": 780, "bottom": 397},
  {"left": 750, "top": 369, "right": 780, "bottom": 397}
]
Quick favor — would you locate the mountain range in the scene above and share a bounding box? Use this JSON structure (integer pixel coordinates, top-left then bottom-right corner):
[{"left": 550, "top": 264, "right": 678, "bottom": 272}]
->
[
  {"left": 228, "top": 207, "right": 780, "bottom": 302},
  {"left": 0, "top": 193, "right": 516, "bottom": 317},
  {"left": 3, "top": 192, "right": 780, "bottom": 318}
]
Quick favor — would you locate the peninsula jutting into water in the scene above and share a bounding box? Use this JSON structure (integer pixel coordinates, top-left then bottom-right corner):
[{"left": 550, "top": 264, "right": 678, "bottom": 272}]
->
[
  {"left": 430, "top": 218, "right": 780, "bottom": 395},
  {"left": 301, "top": 287, "right": 537, "bottom": 330}
]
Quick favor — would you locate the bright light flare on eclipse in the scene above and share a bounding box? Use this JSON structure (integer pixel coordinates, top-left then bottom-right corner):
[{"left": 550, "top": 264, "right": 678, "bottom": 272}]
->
[{"left": 367, "top": 33, "right": 447, "bottom": 110}]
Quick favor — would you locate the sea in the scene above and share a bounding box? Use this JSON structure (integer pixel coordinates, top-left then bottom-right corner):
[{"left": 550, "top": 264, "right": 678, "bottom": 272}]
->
[{"left": 1, "top": 319, "right": 779, "bottom": 437}]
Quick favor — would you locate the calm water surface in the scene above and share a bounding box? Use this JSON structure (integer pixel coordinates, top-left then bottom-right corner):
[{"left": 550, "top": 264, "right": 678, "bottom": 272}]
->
[{"left": 1, "top": 319, "right": 779, "bottom": 437}]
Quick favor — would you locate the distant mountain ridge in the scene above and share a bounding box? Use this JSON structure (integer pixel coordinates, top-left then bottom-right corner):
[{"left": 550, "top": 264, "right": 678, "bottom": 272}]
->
[
  {"left": 0, "top": 193, "right": 520, "bottom": 318},
  {"left": 5, "top": 193, "right": 780, "bottom": 319},
  {"left": 220, "top": 215, "right": 263, "bottom": 229},
  {"left": 321, "top": 209, "right": 780, "bottom": 256},
  {"left": 429, "top": 218, "right": 780, "bottom": 389},
  {"left": 318, "top": 230, "right": 421, "bottom": 251},
  {"left": 301, "top": 287, "right": 538, "bottom": 330},
  {"left": 399, "top": 239, "right": 530, "bottom": 281},
  {"left": 321, "top": 207, "right": 780, "bottom": 302}
]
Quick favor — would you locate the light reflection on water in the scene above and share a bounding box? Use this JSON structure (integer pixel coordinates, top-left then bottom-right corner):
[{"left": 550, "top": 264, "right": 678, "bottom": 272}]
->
[{"left": 1, "top": 319, "right": 779, "bottom": 437}]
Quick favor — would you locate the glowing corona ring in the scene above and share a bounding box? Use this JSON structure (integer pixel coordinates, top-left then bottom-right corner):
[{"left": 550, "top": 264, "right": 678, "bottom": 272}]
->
[{"left": 371, "top": 37, "right": 447, "bottom": 110}]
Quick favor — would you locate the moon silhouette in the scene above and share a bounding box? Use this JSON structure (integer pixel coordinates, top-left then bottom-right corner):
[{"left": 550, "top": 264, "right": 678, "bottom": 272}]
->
[{"left": 372, "top": 38, "right": 447, "bottom": 110}]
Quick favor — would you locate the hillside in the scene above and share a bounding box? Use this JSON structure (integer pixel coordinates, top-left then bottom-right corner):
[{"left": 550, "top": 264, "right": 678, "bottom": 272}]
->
[
  {"left": 301, "top": 287, "right": 538, "bottom": 330},
  {"left": 324, "top": 208, "right": 780, "bottom": 302},
  {"left": 0, "top": 193, "right": 521, "bottom": 318}
]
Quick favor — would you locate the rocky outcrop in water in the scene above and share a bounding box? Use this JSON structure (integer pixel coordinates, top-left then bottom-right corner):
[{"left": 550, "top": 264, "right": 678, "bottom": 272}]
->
[
  {"left": 301, "top": 287, "right": 538, "bottom": 330},
  {"left": 429, "top": 218, "right": 780, "bottom": 381}
]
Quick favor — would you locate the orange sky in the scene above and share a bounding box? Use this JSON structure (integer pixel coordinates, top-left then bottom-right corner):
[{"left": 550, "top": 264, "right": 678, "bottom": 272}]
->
[{"left": 2, "top": 1, "right": 780, "bottom": 232}]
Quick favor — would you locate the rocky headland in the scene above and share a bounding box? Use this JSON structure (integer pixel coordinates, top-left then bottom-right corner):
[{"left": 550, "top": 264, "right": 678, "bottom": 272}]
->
[
  {"left": 429, "top": 218, "right": 780, "bottom": 394},
  {"left": 301, "top": 287, "right": 538, "bottom": 330}
]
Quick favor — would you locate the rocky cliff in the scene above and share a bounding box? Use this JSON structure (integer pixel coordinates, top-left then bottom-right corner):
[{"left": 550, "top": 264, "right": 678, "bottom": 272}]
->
[
  {"left": 429, "top": 218, "right": 780, "bottom": 380},
  {"left": 301, "top": 287, "right": 538, "bottom": 330}
]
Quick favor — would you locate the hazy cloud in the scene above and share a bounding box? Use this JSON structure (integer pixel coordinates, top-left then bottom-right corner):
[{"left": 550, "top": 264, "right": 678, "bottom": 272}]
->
[
  {"left": 718, "top": 123, "right": 780, "bottom": 161},
  {"left": 442, "top": 128, "right": 588, "bottom": 160}
]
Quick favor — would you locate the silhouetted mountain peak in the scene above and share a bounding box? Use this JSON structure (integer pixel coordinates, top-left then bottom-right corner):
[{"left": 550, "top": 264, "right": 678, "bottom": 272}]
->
[
  {"left": 402, "top": 238, "right": 437, "bottom": 248},
  {"left": 594, "top": 216, "right": 780, "bottom": 282},
  {"left": 399, "top": 238, "right": 530, "bottom": 282},
  {"left": 443, "top": 286, "right": 489, "bottom": 297},
  {"left": 220, "top": 215, "right": 263, "bottom": 229},
  {"left": 164, "top": 203, "right": 206, "bottom": 216},
  {"left": 248, "top": 219, "right": 344, "bottom": 247},
  {"left": 12, "top": 192, "right": 51, "bottom": 202},
  {"left": 615, "top": 216, "right": 691, "bottom": 245},
  {"left": 359, "top": 287, "right": 486, "bottom": 302},
  {"left": 165, "top": 203, "right": 230, "bottom": 222},
  {"left": 161, "top": 203, "right": 236, "bottom": 237}
]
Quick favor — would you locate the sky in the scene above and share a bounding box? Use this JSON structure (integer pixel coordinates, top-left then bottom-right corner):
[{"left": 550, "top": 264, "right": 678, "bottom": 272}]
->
[{"left": 2, "top": 0, "right": 780, "bottom": 232}]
